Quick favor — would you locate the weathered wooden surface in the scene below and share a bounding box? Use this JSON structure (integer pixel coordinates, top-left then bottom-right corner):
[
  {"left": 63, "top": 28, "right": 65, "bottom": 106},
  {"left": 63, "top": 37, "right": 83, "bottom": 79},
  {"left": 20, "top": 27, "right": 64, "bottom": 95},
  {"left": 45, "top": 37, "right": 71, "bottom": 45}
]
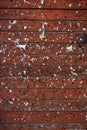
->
[
  {"left": 0, "top": 9, "right": 87, "bottom": 20},
  {"left": 0, "top": 111, "right": 87, "bottom": 123},
  {"left": 0, "top": 0, "right": 87, "bottom": 130},
  {"left": 1, "top": 88, "right": 87, "bottom": 100},
  {"left": 1, "top": 99, "right": 87, "bottom": 112},
  {"left": 0, "top": 77, "right": 87, "bottom": 89},
  {"left": 0, "top": 0, "right": 87, "bottom": 9}
]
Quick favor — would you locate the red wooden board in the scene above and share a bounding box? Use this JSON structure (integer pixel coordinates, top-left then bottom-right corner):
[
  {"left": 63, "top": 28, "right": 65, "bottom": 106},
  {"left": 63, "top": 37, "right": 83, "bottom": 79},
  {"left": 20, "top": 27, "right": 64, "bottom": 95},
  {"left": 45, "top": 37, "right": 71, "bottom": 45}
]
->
[{"left": 0, "top": 0, "right": 87, "bottom": 130}]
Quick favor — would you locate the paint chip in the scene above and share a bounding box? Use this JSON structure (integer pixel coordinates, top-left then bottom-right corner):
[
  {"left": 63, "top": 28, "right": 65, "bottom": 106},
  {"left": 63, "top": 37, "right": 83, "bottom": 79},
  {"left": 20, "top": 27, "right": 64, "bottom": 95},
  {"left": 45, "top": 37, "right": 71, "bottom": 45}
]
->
[
  {"left": 67, "top": 45, "right": 73, "bottom": 51},
  {"left": 16, "top": 44, "right": 26, "bottom": 50}
]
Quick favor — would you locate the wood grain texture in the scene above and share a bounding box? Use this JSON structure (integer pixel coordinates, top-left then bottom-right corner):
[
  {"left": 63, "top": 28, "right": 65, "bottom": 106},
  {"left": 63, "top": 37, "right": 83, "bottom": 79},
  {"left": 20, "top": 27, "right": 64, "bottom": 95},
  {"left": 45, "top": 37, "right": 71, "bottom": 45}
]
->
[
  {"left": 0, "top": 41, "right": 87, "bottom": 55},
  {"left": 0, "top": 9, "right": 87, "bottom": 20},
  {"left": 1, "top": 88, "right": 87, "bottom": 100},
  {"left": 0, "top": 53, "right": 87, "bottom": 66},
  {"left": 0, "top": 111, "right": 87, "bottom": 123},
  {"left": 0, "top": 123, "right": 87, "bottom": 130},
  {"left": 0, "top": 32, "right": 86, "bottom": 43},
  {"left": 0, "top": 77, "right": 87, "bottom": 89},
  {"left": 0, "top": 99, "right": 87, "bottom": 112},
  {"left": 0, "top": 65, "right": 87, "bottom": 77},
  {"left": 0, "top": 0, "right": 87, "bottom": 129},
  {"left": 0, "top": 20, "right": 87, "bottom": 32},
  {"left": 0, "top": 0, "right": 87, "bottom": 9}
]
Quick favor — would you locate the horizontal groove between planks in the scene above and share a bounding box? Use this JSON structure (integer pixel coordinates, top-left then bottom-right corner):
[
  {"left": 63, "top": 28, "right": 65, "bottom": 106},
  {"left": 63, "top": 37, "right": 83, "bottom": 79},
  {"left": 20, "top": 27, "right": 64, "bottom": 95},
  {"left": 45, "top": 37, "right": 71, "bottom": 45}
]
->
[
  {"left": 0, "top": 30, "right": 87, "bottom": 32},
  {"left": 0, "top": 87, "right": 87, "bottom": 90},
  {"left": 0, "top": 112, "right": 87, "bottom": 122},
  {"left": 0, "top": 76, "right": 87, "bottom": 78},
  {"left": 0, "top": 8, "right": 87, "bottom": 10},
  {"left": 0, "top": 122, "right": 87, "bottom": 124},
  {"left": 0, "top": 1, "right": 87, "bottom": 127},
  {"left": 0, "top": 53, "right": 87, "bottom": 55},
  {"left": 0, "top": 19, "right": 87, "bottom": 21},
  {"left": 0, "top": 65, "right": 87, "bottom": 67},
  {"left": 1, "top": 7, "right": 87, "bottom": 9},
  {"left": 1, "top": 89, "right": 87, "bottom": 100},
  {"left": 0, "top": 0, "right": 87, "bottom": 9},
  {"left": 1, "top": 99, "right": 87, "bottom": 111},
  {"left": 0, "top": 110, "right": 87, "bottom": 112},
  {"left": 0, "top": 76, "right": 87, "bottom": 79},
  {"left": 1, "top": 99, "right": 87, "bottom": 101}
]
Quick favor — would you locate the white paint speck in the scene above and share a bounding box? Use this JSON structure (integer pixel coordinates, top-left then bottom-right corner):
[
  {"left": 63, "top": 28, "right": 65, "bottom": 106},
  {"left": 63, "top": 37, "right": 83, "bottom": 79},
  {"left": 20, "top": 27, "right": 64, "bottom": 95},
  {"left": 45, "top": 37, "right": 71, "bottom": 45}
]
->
[
  {"left": 78, "top": 3, "right": 81, "bottom": 6},
  {"left": 41, "top": 0, "right": 44, "bottom": 5},
  {"left": 23, "top": 70, "right": 26, "bottom": 74},
  {"left": 14, "top": 39, "right": 20, "bottom": 44},
  {"left": 9, "top": 20, "right": 17, "bottom": 25},
  {"left": 54, "top": 0, "right": 57, "bottom": 4},
  {"left": 80, "top": 81, "right": 83, "bottom": 84},
  {"left": 70, "top": 67, "right": 75, "bottom": 71},
  {"left": 12, "top": 98, "right": 15, "bottom": 101},
  {"left": 24, "top": 102, "right": 29, "bottom": 106},
  {"left": 24, "top": 0, "right": 29, "bottom": 4},
  {"left": 40, "top": 22, "right": 48, "bottom": 40},
  {"left": 58, "top": 66, "right": 62, "bottom": 71},
  {"left": 24, "top": 26, "right": 27, "bottom": 29},
  {"left": 71, "top": 71, "right": 78, "bottom": 76},
  {"left": 0, "top": 50, "right": 3, "bottom": 53},
  {"left": 82, "top": 28, "right": 86, "bottom": 31},
  {"left": 76, "top": 11, "right": 79, "bottom": 14},
  {"left": 8, "top": 101, "right": 13, "bottom": 104},
  {"left": 16, "top": 44, "right": 26, "bottom": 50},
  {"left": 8, "top": 38, "right": 11, "bottom": 41},
  {"left": 67, "top": 45, "right": 73, "bottom": 51},
  {"left": 83, "top": 94, "right": 87, "bottom": 98},
  {"left": 77, "top": 22, "right": 80, "bottom": 27},
  {"left": 36, "top": 77, "right": 39, "bottom": 80},
  {"left": 21, "top": 13, "right": 24, "bottom": 16},
  {"left": 24, "top": 37, "right": 29, "bottom": 42},
  {"left": 8, "top": 25, "right": 12, "bottom": 29},
  {"left": 9, "top": 89, "right": 12, "bottom": 93},
  {"left": 85, "top": 115, "right": 87, "bottom": 120},
  {"left": 80, "top": 38, "right": 83, "bottom": 41},
  {"left": 54, "top": 74, "right": 57, "bottom": 77},
  {"left": 69, "top": 3, "right": 72, "bottom": 7},
  {"left": 69, "top": 22, "right": 72, "bottom": 27}
]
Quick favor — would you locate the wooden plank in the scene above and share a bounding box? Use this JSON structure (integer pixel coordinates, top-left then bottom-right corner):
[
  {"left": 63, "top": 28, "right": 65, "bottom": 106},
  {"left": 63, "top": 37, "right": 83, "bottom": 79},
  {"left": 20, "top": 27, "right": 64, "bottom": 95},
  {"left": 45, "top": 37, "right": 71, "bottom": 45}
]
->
[
  {"left": 0, "top": 0, "right": 87, "bottom": 129},
  {"left": 0, "top": 123, "right": 87, "bottom": 130},
  {"left": 0, "top": 65, "right": 86, "bottom": 77},
  {"left": 0, "top": 99, "right": 87, "bottom": 112},
  {"left": 0, "top": 0, "right": 87, "bottom": 9},
  {"left": 0, "top": 20, "right": 87, "bottom": 32},
  {"left": 0, "top": 42, "right": 87, "bottom": 55},
  {"left": 0, "top": 112, "right": 87, "bottom": 123},
  {"left": 0, "top": 77, "right": 87, "bottom": 89},
  {"left": 0, "top": 53, "right": 87, "bottom": 66},
  {"left": 0, "top": 9, "right": 87, "bottom": 20},
  {"left": 38, "top": 128, "right": 87, "bottom": 130},
  {"left": 0, "top": 89, "right": 87, "bottom": 100},
  {"left": 0, "top": 53, "right": 27, "bottom": 66},
  {"left": 0, "top": 32, "right": 86, "bottom": 43},
  {"left": 0, "top": 125, "right": 33, "bottom": 130}
]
